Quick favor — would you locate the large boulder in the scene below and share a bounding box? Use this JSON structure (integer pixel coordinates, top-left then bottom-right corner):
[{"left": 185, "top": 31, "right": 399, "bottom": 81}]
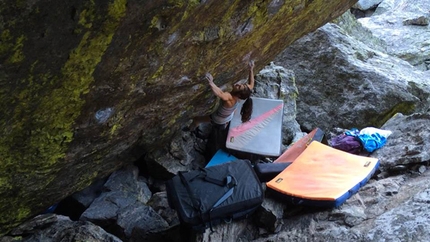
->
[
  {"left": 274, "top": 13, "right": 430, "bottom": 132},
  {"left": 0, "top": 0, "right": 358, "bottom": 233}
]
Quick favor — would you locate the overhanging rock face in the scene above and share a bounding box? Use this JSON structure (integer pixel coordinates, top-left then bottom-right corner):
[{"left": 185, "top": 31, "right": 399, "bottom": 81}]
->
[{"left": 0, "top": 0, "right": 357, "bottom": 234}]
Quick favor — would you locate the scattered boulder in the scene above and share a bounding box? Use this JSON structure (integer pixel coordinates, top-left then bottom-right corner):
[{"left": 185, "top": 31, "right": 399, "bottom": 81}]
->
[
  {"left": 117, "top": 203, "right": 169, "bottom": 238},
  {"left": 374, "top": 113, "right": 430, "bottom": 172},
  {"left": 403, "top": 16, "right": 429, "bottom": 26},
  {"left": 5, "top": 214, "right": 122, "bottom": 242},
  {"left": 146, "top": 192, "right": 179, "bottom": 227},
  {"left": 254, "top": 63, "right": 301, "bottom": 147},
  {"left": 72, "top": 178, "right": 107, "bottom": 208},
  {"left": 103, "top": 165, "right": 152, "bottom": 204},
  {"left": 79, "top": 164, "right": 172, "bottom": 241},
  {"left": 353, "top": 0, "right": 383, "bottom": 11},
  {"left": 145, "top": 131, "right": 207, "bottom": 180},
  {"left": 254, "top": 197, "right": 286, "bottom": 233}
]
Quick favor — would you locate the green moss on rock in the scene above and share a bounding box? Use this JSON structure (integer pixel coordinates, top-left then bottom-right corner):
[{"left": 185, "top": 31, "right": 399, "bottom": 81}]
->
[
  {"left": 0, "top": 0, "right": 127, "bottom": 234},
  {"left": 0, "top": 29, "right": 26, "bottom": 64},
  {"left": 371, "top": 102, "right": 416, "bottom": 127},
  {"left": 8, "top": 35, "right": 25, "bottom": 63},
  {"left": 0, "top": 30, "right": 13, "bottom": 55}
]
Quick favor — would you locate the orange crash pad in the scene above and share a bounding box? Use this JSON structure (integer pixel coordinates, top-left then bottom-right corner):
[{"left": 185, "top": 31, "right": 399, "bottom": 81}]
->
[
  {"left": 274, "top": 128, "right": 325, "bottom": 163},
  {"left": 267, "top": 141, "right": 379, "bottom": 207}
]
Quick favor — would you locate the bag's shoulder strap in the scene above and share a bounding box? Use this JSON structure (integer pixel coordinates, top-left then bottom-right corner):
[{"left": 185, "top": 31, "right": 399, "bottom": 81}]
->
[
  {"left": 178, "top": 170, "right": 236, "bottom": 205},
  {"left": 208, "top": 175, "right": 236, "bottom": 231},
  {"left": 178, "top": 171, "right": 202, "bottom": 212},
  {"left": 179, "top": 170, "right": 237, "bottom": 231},
  {"left": 210, "top": 176, "right": 236, "bottom": 210}
]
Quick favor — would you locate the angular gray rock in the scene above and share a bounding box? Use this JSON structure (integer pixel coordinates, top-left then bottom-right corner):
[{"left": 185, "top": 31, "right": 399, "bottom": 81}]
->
[
  {"left": 145, "top": 131, "right": 208, "bottom": 180},
  {"left": 72, "top": 178, "right": 107, "bottom": 208},
  {"left": 104, "top": 165, "right": 152, "bottom": 204},
  {"left": 254, "top": 197, "right": 286, "bottom": 233},
  {"left": 117, "top": 203, "right": 169, "bottom": 237},
  {"left": 6, "top": 214, "right": 122, "bottom": 242},
  {"left": 146, "top": 192, "right": 180, "bottom": 227},
  {"left": 254, "top": 63, "right": 301, "bottom": 146},
  {"left": 80, "top": 191, "right": 137, "bottom": 223},
  {"left": 353, "top": 0, "right": 383, "bottom": 11},
  {"left": 365, "top": 184, "right": 430, "bottom": 241},
  {"left": 79, "top": 164, "right": 172, "bottom": 241},
  {"left": 375, "top": 112, "right": 430, "bottom": 171},
  {"left": 195, "top": 219, "right": 253, "bottom": 242}
]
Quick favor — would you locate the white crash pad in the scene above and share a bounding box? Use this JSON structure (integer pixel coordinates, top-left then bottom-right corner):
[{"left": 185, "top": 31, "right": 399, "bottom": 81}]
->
[{"left": 226, "top": 97, "right": 283, "bottom": 156}]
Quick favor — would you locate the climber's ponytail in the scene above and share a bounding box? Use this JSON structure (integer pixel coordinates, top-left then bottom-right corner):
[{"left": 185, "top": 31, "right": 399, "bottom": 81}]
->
[{"left": 240, "top": 98, "right": 253, "bottom": 123}]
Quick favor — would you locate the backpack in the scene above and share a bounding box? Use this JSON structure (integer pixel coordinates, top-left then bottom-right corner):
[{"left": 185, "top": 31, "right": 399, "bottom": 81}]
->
[
  {"left": 166, "top": 159, "right": 264, "bottom": 231},
  {"left": 330, "top": 134, "right": 363, "bottom": 154}
]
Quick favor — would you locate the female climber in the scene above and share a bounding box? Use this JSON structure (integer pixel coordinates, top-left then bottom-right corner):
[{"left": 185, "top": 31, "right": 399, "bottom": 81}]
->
[{"left": 188, "top": 60, "right": 255, "bottom": 131}]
